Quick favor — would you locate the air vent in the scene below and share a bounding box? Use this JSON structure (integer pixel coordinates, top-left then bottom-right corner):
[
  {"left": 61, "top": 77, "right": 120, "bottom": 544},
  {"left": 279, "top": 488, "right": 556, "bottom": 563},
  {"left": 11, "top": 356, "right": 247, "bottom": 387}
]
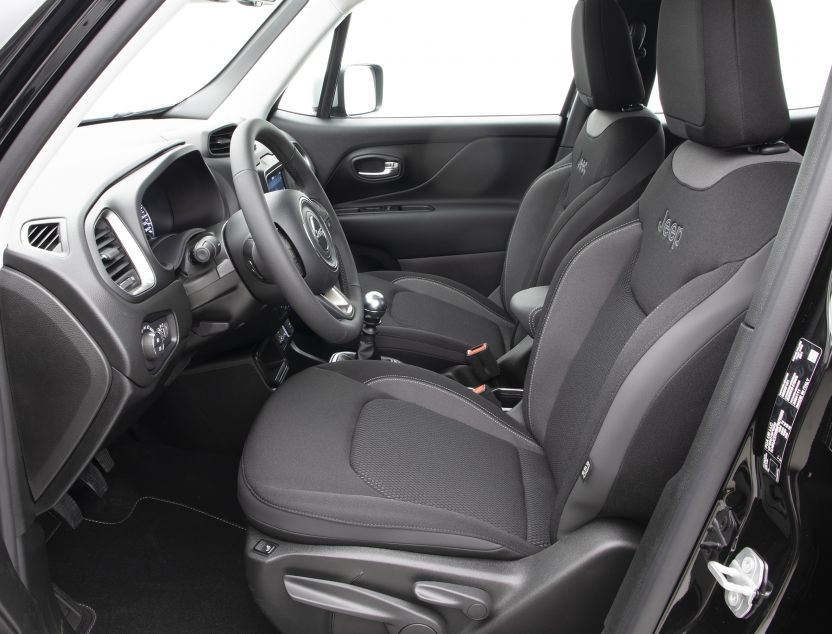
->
[
  {"left": 93, "top": 211, "right": 155, "bottom": 296},
  {"left": 25, "top": 221, "right": 65, "bottom": 253},
  {"left": 208, "top": 125, "right": 236, "bottom": 156}
]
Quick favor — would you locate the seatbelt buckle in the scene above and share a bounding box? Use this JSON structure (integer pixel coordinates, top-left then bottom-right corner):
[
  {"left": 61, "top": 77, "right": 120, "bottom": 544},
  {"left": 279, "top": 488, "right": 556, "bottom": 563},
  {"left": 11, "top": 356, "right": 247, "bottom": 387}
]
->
[
  {"left": 470, "top": 384, "right": 500, "bottom": 406},
  {"left": 466, "top": 343, "right": 500, "bottom": 382}
]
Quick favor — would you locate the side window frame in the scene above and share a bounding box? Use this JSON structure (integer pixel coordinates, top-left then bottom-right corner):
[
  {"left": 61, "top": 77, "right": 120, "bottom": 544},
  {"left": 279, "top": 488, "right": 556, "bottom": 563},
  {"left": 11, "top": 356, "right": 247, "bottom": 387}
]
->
[
  {"left": 272, "top": 16, "right": 349, "bottom": 120},
  {"left": 314, "top": 15, "right": 351, "bottom": 119}
]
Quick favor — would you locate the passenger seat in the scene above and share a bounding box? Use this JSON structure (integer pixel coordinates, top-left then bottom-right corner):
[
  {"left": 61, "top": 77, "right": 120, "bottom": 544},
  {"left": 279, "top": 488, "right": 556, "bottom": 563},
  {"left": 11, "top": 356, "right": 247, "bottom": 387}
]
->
[{"left": 360, "top": 0, "right": 666, "bottom": 371}]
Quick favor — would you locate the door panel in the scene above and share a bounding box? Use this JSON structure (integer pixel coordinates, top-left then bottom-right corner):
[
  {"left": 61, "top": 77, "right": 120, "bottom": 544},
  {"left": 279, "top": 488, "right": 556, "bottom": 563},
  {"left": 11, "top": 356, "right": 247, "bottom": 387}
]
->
[
  {"left": 325, "top": 136, "right": 557, "bottom": 204},
  {"left": 336, "top": 201, "right": 516, "bottom": 295},
  {"left": 272, "top": 111, "right": 562, "bottom": 292}
]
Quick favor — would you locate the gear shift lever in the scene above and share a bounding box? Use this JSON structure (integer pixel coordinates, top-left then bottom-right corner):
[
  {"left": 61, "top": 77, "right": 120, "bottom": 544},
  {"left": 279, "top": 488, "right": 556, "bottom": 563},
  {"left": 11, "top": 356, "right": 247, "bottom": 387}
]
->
[{"left": 357, "top": 291, "right": 386, "bottom": 361}]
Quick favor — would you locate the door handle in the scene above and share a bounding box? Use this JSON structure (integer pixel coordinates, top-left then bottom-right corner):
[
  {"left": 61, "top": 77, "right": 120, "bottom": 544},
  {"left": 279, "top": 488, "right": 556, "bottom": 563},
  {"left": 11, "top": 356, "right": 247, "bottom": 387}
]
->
[
  {"left": 357, "top": 160, "right": 400, "bottom": 179},
  {"left": 352, "top": 155, "right": 402, "bottom": 182}
]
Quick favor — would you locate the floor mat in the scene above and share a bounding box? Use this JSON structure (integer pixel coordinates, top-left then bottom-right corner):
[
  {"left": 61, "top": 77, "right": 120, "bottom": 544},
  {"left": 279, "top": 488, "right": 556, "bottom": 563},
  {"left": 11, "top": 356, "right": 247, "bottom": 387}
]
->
[{"left": 46, "top": 438, "right": 275, "bottom": 633}]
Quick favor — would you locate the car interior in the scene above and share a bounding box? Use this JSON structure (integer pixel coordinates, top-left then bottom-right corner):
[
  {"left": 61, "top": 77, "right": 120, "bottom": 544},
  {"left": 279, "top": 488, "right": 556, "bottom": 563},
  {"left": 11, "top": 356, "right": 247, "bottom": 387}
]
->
[{"left": 0, "top": 0, "right": 829, "bottom": 632}]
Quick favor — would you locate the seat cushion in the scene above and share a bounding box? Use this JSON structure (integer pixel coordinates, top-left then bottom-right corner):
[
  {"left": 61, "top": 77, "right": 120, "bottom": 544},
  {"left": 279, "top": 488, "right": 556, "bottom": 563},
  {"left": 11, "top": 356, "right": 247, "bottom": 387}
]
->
[
  {"left": 359, "top": 271, "right": 516, "bottom": 368},
  {"left": 239, "top": 361, "right": 555, "bottom": 559}
]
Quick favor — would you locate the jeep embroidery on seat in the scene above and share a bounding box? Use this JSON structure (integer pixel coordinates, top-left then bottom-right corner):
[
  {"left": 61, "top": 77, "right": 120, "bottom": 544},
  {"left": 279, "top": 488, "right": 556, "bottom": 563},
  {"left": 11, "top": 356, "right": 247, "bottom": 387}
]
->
[{"left": 658, "top": 210, "right": 684, "bottom": 250}]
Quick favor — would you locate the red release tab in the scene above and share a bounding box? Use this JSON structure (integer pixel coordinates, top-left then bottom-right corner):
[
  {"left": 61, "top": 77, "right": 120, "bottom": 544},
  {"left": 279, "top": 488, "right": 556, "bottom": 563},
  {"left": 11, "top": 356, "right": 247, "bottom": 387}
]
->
[
  {"left": 467, "top": 343, "right": 488, "bottom": 357},
  {"left": 472, "top": 384, "right": 487, "bottom": 395}
]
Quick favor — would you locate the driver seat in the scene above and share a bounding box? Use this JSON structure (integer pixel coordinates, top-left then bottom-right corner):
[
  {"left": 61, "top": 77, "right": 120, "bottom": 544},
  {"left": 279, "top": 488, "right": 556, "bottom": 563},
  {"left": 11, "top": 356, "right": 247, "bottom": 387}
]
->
[
  {"left": 358, "top": 0, "right": 665, "bottom": 370},
  {"left": 239, "top": 0, "right": 800, "bottom": 630}
]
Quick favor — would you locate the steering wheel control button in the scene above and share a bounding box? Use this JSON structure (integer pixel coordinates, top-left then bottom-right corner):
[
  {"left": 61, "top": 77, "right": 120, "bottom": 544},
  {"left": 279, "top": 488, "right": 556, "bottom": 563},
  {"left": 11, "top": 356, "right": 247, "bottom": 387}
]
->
[{"left": 253, "top": 540, "right": 277, "bottom": 556}]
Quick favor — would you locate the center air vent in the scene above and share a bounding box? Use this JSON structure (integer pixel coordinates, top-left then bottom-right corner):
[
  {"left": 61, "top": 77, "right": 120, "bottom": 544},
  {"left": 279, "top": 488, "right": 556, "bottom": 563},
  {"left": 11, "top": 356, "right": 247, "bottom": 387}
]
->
[
  {"left": 25, "top": 220, "right": 65, "bottom": 253},
  {"left": 93, "top": 211, "right": 155, "bottom": 296},
  {"left": 208, "top": 125, "right": 236, "bottom": 157}
]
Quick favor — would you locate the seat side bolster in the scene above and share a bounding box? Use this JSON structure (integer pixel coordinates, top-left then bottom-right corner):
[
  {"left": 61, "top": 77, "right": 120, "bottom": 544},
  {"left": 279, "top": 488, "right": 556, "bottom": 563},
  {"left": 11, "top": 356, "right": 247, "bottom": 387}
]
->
[
  {"left": 364, "top": 375, "right": 542, "bottom": 452},
  {"left": 557, "top": 243, "right": 773, "bottom": 535},
  {"left": 501, "top": 160, "right": 574, "bottom": 306},
  {"left": 525, "top": 217, "right": 642, "bottom": 439},
  {"left": 531, "top": 119, "right": 665, "bottom": 289},
  {"left": 323, "top": 360, "right": 537, "bottom": 447}
]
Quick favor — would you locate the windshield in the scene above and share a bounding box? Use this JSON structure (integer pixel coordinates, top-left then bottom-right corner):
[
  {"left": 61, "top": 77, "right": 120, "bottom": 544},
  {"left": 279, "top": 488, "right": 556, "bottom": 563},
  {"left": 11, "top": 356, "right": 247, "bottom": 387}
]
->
[{"left": 83, "top": 0, "right": 280, "bottom": 121}]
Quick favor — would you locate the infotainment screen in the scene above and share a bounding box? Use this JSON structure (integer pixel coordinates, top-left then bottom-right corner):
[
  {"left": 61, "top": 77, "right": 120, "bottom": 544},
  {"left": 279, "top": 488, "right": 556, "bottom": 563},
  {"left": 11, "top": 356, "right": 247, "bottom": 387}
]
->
[{"left": 266, "top": 167, "right": 285, "bottom": 192}]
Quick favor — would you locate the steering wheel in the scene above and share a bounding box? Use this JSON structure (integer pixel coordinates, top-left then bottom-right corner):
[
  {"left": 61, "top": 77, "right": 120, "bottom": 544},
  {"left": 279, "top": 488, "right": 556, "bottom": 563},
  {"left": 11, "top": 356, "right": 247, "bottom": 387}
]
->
[{"left": 230, "top": 118, "right": 362, "bottom": 344}]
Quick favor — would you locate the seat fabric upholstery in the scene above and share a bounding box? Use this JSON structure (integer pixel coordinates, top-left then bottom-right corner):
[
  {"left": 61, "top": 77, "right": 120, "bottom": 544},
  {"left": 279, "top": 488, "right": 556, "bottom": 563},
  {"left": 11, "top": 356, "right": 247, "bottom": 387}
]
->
[
  {"left": 239, "top": 0, "right": 800, "bottom": 564},
  {"left": 239, "top": 361, "right": 554, "bottom": 559},
  {"left": 359, "top": 0, "right": 665, "bottom": 368}
]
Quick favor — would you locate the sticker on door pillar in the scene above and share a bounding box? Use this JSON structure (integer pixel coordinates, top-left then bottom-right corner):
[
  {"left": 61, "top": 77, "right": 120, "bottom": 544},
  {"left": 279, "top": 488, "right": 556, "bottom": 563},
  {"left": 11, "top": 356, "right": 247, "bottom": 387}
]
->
[{"left": 762, "top": 338, "right": 823, "bottom": 482}]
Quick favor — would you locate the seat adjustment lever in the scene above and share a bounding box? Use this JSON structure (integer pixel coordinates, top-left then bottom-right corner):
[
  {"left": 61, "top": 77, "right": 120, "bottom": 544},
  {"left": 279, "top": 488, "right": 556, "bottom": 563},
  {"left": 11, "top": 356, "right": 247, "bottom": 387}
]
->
[
  {"left": 413, "top": 581, "right": 492, "bottom": 621},
  {"left": 284, "top": 575, "right": 444, "bottom": 634}
]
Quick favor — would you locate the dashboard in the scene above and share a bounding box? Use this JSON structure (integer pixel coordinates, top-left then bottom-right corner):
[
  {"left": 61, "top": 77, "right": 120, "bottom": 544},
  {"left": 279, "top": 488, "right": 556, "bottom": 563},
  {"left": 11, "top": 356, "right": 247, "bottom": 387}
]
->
[
  {"left": 136, "top": 141, "right": 289, "bottom": 247},
  {"left": 2, "top": 118, "right": 301, "bottom": 512}
]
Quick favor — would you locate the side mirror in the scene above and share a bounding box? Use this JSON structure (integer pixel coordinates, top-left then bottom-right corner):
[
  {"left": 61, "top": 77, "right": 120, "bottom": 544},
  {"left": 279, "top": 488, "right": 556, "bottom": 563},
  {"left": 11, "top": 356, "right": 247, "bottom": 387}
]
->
[{"left": 336, "top": 64, "right": 383, "bottom": 117}]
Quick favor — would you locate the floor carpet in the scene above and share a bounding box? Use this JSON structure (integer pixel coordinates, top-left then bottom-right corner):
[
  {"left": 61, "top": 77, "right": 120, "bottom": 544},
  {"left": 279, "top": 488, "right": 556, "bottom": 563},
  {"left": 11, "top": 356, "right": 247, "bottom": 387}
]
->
[{"left": 46, "top": 438, "right": 276, "bottom": 633}]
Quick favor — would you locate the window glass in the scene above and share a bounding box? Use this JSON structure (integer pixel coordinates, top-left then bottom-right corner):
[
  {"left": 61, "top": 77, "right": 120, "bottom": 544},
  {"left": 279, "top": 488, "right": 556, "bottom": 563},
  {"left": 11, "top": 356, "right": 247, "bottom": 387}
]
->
[
  {"left": 281, "top": 0, "right": 574, "bottom": 118},
  {"left": 84, "top": 0, "right": 281, "bottom": 121},
  {"left": 648, "top": 0, "right": 832, "bottom": 113},
  {"left": 279, "top": 33, "right": 334, "bottom": 115},
  {"left": 771, "top": 0, "right": 832, "bottom": 109}
]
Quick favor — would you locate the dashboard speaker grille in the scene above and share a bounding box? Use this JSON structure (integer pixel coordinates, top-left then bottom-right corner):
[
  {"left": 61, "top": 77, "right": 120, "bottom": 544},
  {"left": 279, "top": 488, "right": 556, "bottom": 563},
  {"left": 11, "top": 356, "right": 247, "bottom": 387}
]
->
[
  {"left": 94, "top": 216, "right": 141, "bottom": 293},
  {"left": 26, "top": 222, "right": 64, "bottom": 253}
]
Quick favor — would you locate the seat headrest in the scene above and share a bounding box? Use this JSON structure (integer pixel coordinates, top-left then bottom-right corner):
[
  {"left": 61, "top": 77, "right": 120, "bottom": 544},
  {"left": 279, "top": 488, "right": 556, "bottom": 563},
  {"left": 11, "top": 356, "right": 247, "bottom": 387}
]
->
[
  {"left": 571, "top": 0, "right": 645, "bottom": 111},
  {"left": 657, "top": 0, "right": 790, "bottom": 148}
]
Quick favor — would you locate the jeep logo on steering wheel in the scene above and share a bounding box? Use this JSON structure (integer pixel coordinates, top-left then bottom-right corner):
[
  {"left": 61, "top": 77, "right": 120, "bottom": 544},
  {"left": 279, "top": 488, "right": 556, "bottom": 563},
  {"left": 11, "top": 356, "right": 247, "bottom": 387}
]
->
[
  {"left": 301, "top": 203, "right": 338, "bottom": 270},
  {"left": 310, "top": 215, "right": 328, "bottom": 251}
]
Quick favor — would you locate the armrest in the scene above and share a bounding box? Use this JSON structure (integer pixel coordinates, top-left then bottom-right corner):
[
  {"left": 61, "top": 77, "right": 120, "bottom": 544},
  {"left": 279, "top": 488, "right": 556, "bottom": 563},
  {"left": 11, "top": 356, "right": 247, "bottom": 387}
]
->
[{"left": 509, "top": 286, "right": 549, "bottom": 338}]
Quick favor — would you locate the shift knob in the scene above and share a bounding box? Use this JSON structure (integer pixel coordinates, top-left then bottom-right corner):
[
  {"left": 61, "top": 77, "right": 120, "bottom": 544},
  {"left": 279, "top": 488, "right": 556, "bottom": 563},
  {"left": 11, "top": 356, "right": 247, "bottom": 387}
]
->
[
  {"left": 357, "top": 291, "right": 386, "bottom": 361},
  {"left": 363, "top": 291, "right": 386, "bottom": 326}
]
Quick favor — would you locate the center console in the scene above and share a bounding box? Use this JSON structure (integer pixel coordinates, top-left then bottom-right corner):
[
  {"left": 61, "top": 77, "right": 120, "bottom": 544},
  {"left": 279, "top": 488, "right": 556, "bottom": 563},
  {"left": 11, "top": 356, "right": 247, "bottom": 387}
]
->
[
  {"left": 490, "top": 387, "right": 524, "bottom": 411},
  {"left": 254, "top": 311, "right": 296, "bottom": 387}
]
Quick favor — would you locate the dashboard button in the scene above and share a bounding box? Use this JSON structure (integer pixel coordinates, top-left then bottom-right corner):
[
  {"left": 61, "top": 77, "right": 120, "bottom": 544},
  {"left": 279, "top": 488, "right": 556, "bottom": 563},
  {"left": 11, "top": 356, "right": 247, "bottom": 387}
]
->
[{"left": 141, "top": 324, "right": 164, "bottom": 361}]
